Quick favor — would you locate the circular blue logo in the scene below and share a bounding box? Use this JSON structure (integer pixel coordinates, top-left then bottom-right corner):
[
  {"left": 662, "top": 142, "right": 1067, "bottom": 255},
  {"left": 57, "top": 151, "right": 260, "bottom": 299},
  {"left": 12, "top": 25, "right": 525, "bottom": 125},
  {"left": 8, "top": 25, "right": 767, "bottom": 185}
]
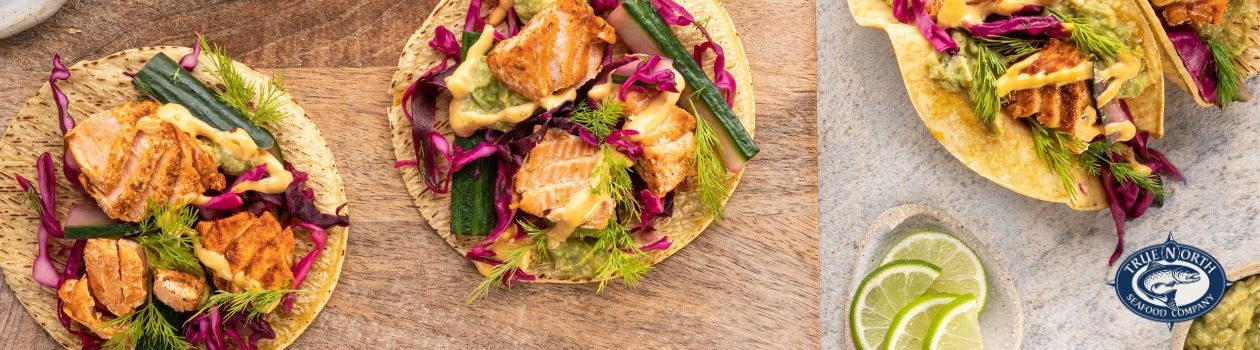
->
[{"left": 1110, "top": 233, "right": 1229, "bottom": 325}]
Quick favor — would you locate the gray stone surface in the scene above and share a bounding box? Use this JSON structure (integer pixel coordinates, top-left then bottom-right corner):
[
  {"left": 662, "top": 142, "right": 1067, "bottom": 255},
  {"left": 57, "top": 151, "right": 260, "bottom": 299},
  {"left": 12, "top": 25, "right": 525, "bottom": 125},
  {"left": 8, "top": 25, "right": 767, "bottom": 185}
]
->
[{"left": 818, "top": 1, "right": 1260, "bottom": 349}]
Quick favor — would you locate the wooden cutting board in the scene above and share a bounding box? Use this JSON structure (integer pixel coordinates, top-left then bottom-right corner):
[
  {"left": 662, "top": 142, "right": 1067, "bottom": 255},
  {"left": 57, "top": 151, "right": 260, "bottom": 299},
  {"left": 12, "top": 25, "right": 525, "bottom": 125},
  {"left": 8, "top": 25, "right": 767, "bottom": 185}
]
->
[{"left": 0, "top": 0, "right": 819, "bottom": 348}]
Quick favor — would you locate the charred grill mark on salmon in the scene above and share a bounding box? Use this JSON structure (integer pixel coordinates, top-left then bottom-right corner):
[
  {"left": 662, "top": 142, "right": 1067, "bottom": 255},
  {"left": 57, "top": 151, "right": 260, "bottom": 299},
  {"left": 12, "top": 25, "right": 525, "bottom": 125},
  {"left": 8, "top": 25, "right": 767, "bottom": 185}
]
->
[
  {"left": 64, "top": 101, "right": 225, "bottom": 222},
  {"left": 194, "top": 211, "right": 295, "bottom": 294},
  {"left": 1157, "top": 0, "right": 1228, "bottom": 26},
  {"left": 1002, "top": 39, "right": 1097, "bottom": 133},
  {"left": 513, "top": 128, "right": 615, "bottom": 229}
]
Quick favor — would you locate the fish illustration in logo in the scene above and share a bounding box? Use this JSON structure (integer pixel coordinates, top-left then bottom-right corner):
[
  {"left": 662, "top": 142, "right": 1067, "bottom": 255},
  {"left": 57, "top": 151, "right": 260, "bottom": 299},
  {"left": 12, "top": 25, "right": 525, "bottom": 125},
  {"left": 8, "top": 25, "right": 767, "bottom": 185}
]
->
[{"left": 1137, "top": 261, "right": 1201, "bottom": 309}]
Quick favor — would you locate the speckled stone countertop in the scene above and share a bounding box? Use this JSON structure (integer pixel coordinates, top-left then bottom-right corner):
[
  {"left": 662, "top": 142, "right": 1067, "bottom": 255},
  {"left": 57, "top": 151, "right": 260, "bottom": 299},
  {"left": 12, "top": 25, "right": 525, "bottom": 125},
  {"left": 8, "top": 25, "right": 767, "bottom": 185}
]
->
[{"left": 818, "top": 1, "right": 1260, "bottom": 349}]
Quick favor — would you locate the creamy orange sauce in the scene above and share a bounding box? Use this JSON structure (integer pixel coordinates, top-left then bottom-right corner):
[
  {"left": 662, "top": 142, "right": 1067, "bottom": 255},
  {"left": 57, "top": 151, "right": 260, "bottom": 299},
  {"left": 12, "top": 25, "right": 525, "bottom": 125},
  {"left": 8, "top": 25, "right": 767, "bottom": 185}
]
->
[{"left": 144, "top": 104, "right": 293, "bottom": 202}]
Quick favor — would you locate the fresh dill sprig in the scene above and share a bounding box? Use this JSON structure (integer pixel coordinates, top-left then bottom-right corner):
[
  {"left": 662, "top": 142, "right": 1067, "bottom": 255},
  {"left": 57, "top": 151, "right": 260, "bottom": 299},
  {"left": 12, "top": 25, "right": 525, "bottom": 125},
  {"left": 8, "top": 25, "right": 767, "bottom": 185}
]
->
[
  {"left": 193, "top": 289, "right": 296, "bottom": 321},
  {"left": 572, "top": 99, "right": 625, "bottom": 141},
  {"left": 467, "top": 243, "right": 533, "bottom": 304},
  {"left": 1049, "top": 8, "right": 1125, "bottom": 60},
  {"left": 518, "top": 220, "right": 550, "bottom": 263},
  {"left": 687, "top": 92, "right": 729, "bottom": 219},
  {"left": 99, "top": 295, "right": 189, "bottom": 350},
  {"left": 22, "top": 188, "right": 40, "bottom": 213},
  {"left": 200, "top": 35, "right": 292, "bottom": 128},
  {"left": 1028, "top": 120, "right": 1085, "bottom": 200},
  {"left": 594, "top": 146, "right": 639, "bottom": 218},
  {"left": 1081, "top": 141, "right": 1168, "bottom": 202},
  {"left": 580, "top": 218, "right": 652, "bottom": 292},
  {"left": 1207, "top": 39, "right": 1243, "bottom": 107},
  {"left": 978, "top": 36, "right": 1044, "bottom": 64},
  {"left": 971, "top": 43, "right": 1007, "bottom": 126},
  {"left": 136, "top": 201, "right": 200, "bottom": 273}
]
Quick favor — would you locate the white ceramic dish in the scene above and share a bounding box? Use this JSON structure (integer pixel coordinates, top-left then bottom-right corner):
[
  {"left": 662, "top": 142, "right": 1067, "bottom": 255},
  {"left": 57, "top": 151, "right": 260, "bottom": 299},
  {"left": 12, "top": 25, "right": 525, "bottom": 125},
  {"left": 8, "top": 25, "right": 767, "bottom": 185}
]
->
[
  {"left": 0, "top": 0, "right": 67, "bottom": 39},
  {"left": 1168, "top": 261, "right": 1260, "bottom": 349},
  {"left": 842, "top": 203, "right": 1024, "bottom": 349}
]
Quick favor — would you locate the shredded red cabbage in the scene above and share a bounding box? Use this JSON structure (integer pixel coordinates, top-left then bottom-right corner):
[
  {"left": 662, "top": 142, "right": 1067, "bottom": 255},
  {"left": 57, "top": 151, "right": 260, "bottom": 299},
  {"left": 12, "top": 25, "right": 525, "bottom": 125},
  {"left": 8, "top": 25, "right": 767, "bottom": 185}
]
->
[
  {"left": 464, "top": 0, "right": 485, "bottom": 32},
  {"left": 606, "top": 130, "right": 643, "bottom": 160},
  {"left": 58, "top": 239, "right": 99, "bottom": 348},
  {"left": 283, "top": 163, "right": 350, "bottom": 229},
  {"left": 967, "top": 16, "right": 1067, "bottom": 38},
  {"left": 18, "top": 154, "right": 65, "bottom": 289},
  {"left": 1165, "top": 25, "right": 1219, "bottom": 104},
  {"left": 892, "top": 0, "right": 912, "bottom": 22},
  {"left": 179, "top": 29, "right": 205, "bottom": 71},
  {"left": 641, "top": 236, "right": 672, "bottom": 252},
  {"left": 646, "top": 0, "right": 739, "bottom": 104},
  {"left": 506, "top": 8, "right": 522, "bottom": 37},
  {"left": 283, "top": 221, "right": 328, "bottom": 312},
  {"left": 592, "top": 0, "right": 618, "bottom": 13},
  {"left": 429, "top": 26, "right": 461, "bottom": 58},
  {"left": 618, "top": 55, "right": 678, "bottom": 101},
  {"left": 909, "top": 0, "right": 959, "bottom": 54},
  {"left": 185, "top": 306, "right": 274, "bottom": 350},
  {"left": 1100, "top": 101, "right": 1181, "bottom": 265},
  {"left": 399, "top": 63, "right": 456, "bottom": 193},
  {"left": 49, "top": 55, "right": 84, "bottom": 191}
]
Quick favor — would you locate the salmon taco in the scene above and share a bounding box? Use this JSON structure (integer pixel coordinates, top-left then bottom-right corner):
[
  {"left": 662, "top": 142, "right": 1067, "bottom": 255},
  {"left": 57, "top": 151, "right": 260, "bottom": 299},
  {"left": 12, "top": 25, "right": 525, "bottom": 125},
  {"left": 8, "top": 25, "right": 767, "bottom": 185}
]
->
[
  {"left": 388, "top": 0, "right": 757, "bottom": 299},
  {"left": 0, "top": 32, "right": 350, "bottom": 349},
  {"left": 1137, "top": 0, "right": 1259, "bottom": 107},
  {"left": 849, "top": 0, "right": 1183, "bottom": 263}
]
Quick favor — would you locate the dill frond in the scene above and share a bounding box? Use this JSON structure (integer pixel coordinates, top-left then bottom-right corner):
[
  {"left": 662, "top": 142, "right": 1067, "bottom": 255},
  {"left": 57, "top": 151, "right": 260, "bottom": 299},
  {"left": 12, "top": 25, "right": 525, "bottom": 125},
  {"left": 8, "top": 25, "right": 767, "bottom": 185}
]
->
[
  {"left": 572, "top": 99, "right": 625, "bottom": 141},
  {"left": 1050, "top": 9, "right": 1125, "bottom": 60},
  {"left": 518, "top": 220, "right": 550, "bottom": 262},
  {"left": 194, "top": 289, "right": 296, "bottom": 321},
  {"left": 978, "top": 36, "right": 1044, "bottom": 64},
  {"left": 1028, "top": 120, "right": 1085, "bottom": 200},
  {"left": 137, "top": 201, "right": 200, "bottom": 273},
  {"left": 594, "top": 146, "right": 639, "bottom": 218},
  {"left": 1208, "top": 39, "right": 1243, "bottom": 107},
  {"left": 1082, "top": 141, "right": 1168, "bottom": 201},
  {"left": 578, "top": 218, "right": 651, "bottom": 292},
  {"left": 688, "top": 92, "right": 729, "bottom": 219},
  {"left": 971, "top": 43, "right": 1007, "bottom": 126},
  {"left": 99, "top": 296, "right": 189, "bottom": 350},
  {"left": 200, "top": 35, "right": 291, "bottom": 128},
  {"left": 467, "top": 244, "right": 532, "bottom": 304}
]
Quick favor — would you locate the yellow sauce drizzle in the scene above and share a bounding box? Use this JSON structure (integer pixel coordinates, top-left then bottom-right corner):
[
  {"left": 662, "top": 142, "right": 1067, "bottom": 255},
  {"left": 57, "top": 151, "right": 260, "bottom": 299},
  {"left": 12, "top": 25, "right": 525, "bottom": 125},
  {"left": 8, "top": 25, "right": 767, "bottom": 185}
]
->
[
  {"left": 622, "top": 68, "right": 686, "bottom": 141},
  {"left": 996, "top": 52, "right": 1094, "bottom": 97},
  {"left": 144, "top": 104, "right": 293, "bottom": 202},
  {"left": 936, "top": 0, "right": 1060, "bottom": 28}
]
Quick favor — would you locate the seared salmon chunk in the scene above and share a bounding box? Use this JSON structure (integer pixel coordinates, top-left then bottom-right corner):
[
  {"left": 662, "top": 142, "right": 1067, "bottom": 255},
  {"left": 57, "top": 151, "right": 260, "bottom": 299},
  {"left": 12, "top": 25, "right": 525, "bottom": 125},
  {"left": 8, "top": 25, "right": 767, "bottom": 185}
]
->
[
  {"left": 1158, "top": 0, "right": 1227, "bottom": 25},
  {"left": 622, "top": 90, "right": 697, "bottom": 197},
  {"left": 194, "top": 211, "right": 295, "bottom": 294},
  {"left": 83, "top": 238, "right": 148, "bottom": 316},
  {"left": 513, "top": 128, "right": 615, "bottom": 229},
  {"left": 1002, "top": 40, "right": 1096, "bottom": 134},
  {"left": 65, "top": 101, "right": 225, "bottom": 222},
  {"left": 58, "top": 278, "right": 123, "bottom": 339},
  {"left": 485, "top": 0, "right": 617, "bottom": 101}
]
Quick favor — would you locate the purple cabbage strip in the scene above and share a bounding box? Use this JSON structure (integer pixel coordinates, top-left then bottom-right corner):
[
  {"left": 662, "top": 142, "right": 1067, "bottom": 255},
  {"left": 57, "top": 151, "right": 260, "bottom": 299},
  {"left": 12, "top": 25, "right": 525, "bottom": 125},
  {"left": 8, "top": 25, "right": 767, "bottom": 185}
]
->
[
  {"left": 634, "top": 189, "right": 664, "bottom": 234},
  {"left": 179, "top": 29, "right": 205, "bottom": 71},
  {"left": 464, "top": 0, "right": 485, "bottom": 32},
  {"left": 618, "top": 55, "right": 679, "bottom": 101},
  {"left": 507, "top": 8, "right": 522, "bottom": 37},
  {"left": 641, "top": 236, "right": 672, "bottom": 252},
  {"left": 1165, "top": 25, "right": 1219, "bottom": 104},
  {"left": 429, "top": 26, "right": 461, "bottom": 58},
  {"left": 283, "top": 163, "right": 350, "bottom": 229},
  {"left": 910, "top": 0, "right": 959, "bottom": 54},
  {"left": 592, "top": 0, "right": 619, "bottom": 14},
  {"left": 199, "top": 193, "right": 245, "bottom": 210},
  {"left": 17, "top": 156, "right": 62, "bottom": 288},
  {"left": 49, "top": 55, "right": 84, "bottom": 191},
  {"left": 649, "top": 0, "right": 739, "bottom": 105},
  {"left": 1121, "top": 101, "right": 1183, "bottom": 181},
  {"left": 400, "top": 62, "right": 457, "bottom": 194},
  {"left": 58, "top": 239, "right": 99, "bottom": 348},
  {"left": 892, "top": 0, "right": 912, "bottom": 22},
  {"left": 606, "top": 130, "right": 643, "bottom": 160},
  {"left": 1101, "top": 165, "right": 1128, "bottom": 265},
  {"left": 967, "top": 16, "right": 1068, "bottom": 38},
  {"left": 282, "top": 222, "right": 327, "bottom": 312}
]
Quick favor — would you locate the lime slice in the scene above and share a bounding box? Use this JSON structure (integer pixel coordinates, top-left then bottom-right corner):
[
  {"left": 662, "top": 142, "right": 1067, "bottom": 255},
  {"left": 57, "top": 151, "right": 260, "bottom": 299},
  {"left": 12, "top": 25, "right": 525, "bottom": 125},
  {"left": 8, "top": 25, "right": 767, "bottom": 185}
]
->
[
  {"left": 924, "top": 294, "right": 983, "bottom": 350},
  {"left": 881, "top": 293, "right": 958, "bottom": 350},
  {"left": 879, "top": 231, "right": 988, "bottom": 310},
  {"left": 850, "top": 260, "right": 941, "bottom": 350}
]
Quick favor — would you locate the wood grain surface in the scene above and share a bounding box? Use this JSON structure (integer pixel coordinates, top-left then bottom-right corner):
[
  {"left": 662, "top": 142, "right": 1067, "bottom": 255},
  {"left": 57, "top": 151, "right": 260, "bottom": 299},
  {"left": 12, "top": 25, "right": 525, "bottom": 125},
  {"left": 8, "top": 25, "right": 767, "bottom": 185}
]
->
[{"left": 0, "top": 1, "right": 819, "bottom": 348}]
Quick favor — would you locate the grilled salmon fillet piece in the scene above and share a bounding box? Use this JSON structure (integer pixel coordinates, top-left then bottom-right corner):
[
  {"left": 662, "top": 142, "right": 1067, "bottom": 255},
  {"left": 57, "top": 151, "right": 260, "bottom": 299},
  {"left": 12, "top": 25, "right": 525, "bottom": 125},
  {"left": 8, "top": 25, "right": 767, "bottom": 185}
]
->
[
  {"left": 623, "top": 90, "right": 697, "bottom": 197},
  {"left": 513, "top": 128, "right": 615, "bottom": 229},
  {"left": 84, "top": 238, "right": 148, "bottom": 317},
  {"left": 65, "top": 100, "right": 225, "bottom": 222},
  {"left": 1003, "top": 40, "right": 1096, "bottom": 133},
  {"left": 152, "top": 268, "right": 207, "bottom": 312},
  {"left": 58, "top": 278, "right": 123, "bottom": 339},
  {"left": 1158, "top": 0, "right": 1227, "bottom": 25},
  {"left": 485, "top": 0, "right": 617, "bottom": 101},
  {"left": 194, "top": 211, "right": 295, "bottom": 294}
]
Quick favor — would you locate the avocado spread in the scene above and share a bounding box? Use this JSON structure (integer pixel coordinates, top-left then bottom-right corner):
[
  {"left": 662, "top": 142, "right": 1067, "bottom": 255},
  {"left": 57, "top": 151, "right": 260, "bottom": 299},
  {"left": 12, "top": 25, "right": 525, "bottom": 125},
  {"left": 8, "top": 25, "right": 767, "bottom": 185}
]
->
[
  {"left": 1196, "top": 0, "right": 1260, "bottom": 54},
  {"left": 465, "top": 58, "right": 532, "bottom": 115},
  {"left": 545, "top": 234, "right": 601, "bottom": 277},
  {"left": 201, "top": 141, "right": 253, "bottom": 176},
  {"left": 513, "top": 0, "right": 553, "bottom": 21},
  {"left": 1185, "top": 274, "right": 1260, "bottom": 350}
]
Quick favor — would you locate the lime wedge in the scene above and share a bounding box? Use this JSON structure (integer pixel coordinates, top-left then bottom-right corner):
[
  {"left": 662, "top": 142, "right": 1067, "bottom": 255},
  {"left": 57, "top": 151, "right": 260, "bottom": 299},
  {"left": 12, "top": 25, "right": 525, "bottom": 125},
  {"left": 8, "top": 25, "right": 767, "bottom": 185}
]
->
[
  {"left": 879, "top": 231, "right": 987, "bottom": 310},
  {"left": 924, "top": 294, "right": 983, "bottom": 350},
  {"left": 881, "top": 293, "right": 958, "bottom": 350},
  {"left": 850, "top": 260, "right": 941, "bottom": 350}
]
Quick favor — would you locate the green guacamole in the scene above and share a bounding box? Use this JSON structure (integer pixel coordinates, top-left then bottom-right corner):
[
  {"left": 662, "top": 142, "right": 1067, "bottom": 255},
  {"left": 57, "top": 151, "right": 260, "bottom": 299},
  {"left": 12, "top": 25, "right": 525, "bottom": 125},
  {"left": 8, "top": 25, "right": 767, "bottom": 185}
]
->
[
  {"left": 513, "top": 0, "right": 553, "bottom": 21},
  {"left": 1185, "top": 274, "right": 1260, "bottom": 349},
  {"left": 545, "top": 234, "right": 601, "bottom": 277},
  {"left": 465, "top": 58, "right": 531, "bottom": 115},
  {"left": 200, "top": 142, "right": 253, "bottom": 176},
  {"left": 929, "top": 32, "right": 977, "bottom": 93},
  {"left": 1196, "top": 0, "right": 1260, "bottom": 53},
  {"left": 1050, "top": 0, "right": 1154, "bottom": 99}
]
